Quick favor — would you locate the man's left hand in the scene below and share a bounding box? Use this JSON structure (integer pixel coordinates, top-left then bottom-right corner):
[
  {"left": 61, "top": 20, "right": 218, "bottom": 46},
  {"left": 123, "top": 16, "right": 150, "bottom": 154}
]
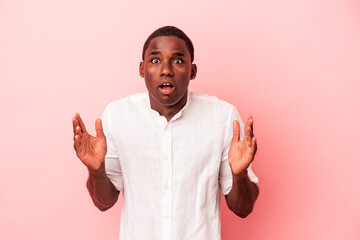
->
[{"left": 228, "top": 116, "right": 257, "bottom": 178}]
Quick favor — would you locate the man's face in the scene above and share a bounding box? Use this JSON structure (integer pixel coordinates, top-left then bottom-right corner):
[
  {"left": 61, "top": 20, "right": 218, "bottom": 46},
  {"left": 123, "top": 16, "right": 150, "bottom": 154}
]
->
[{"left": 140, "top": 36, "right": 197, "bottom": 111}]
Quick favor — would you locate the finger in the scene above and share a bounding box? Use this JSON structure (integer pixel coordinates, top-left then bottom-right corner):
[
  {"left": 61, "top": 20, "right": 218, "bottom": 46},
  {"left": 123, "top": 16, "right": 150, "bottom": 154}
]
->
[
  {"left": 246, "top": 133, "right": 252, "bottom": 148},
  {"left": 75, "top": 113, "right": 87, "bottom": 133},
  {"left": 95, "top": 118, "right": 105, "bottom": 138},
  {"left": 232, "top": 120, "right": 240, "bottom": 142},
  {"left": 246, "top": 115, "right": 254, "bottom": 130},
  {"left": 246, "top": 120, "right": 254, "bottom": 139},
  {"left": 245, "top": 125, "right": 252, "bottom": 142},
  {"left": 248, "top": 116, "right": 254, "bottom": 133},
  {"left": 74, "top": 134, "right": 82, "bottom": 151},
  {"left": 72, "top": 117, "right": 79, "bottom": 133},
  {"left": 74, "top": 126, "right": 82, "bottom": 137},
  {"left": 251, "top": 137, "right": 257, "bottom": 155}
]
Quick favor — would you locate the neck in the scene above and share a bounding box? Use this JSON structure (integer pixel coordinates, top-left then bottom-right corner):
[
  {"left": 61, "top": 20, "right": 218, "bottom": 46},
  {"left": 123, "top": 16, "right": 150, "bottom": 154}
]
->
[{"left": 150, "top": 92, "right": 188, "bottom": 122}]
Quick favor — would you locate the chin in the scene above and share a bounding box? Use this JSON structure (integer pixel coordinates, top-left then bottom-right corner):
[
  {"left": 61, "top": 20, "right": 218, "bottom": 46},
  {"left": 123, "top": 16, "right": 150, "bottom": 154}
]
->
[{"left": 151, "top": 91, "right": 187, "bottom": 109}]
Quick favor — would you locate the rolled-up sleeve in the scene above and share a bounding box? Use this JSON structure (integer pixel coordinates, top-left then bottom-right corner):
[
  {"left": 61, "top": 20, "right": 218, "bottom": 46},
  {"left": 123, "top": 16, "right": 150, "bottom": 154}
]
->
[
  {"left": 102, "top": 105, "right": 124, "bottom": 192},
  {"left": 219, "top": 106, "right": 259, "bottom": 195}
]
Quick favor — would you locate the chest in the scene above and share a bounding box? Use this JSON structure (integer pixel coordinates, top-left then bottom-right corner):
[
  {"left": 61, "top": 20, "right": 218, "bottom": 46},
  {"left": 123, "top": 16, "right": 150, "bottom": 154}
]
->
[{"left": 111, "top": 117, "right": 226, "bottom": 180}]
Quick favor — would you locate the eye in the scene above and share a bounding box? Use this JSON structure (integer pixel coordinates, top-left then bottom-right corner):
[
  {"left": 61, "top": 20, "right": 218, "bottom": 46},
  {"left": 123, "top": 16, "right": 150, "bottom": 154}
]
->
[
  {"left": 173, "top": 58, "right": 183, "bottom": 64},
  {"left": 151, "top": 58, "right": 160, "bottom": 64}
]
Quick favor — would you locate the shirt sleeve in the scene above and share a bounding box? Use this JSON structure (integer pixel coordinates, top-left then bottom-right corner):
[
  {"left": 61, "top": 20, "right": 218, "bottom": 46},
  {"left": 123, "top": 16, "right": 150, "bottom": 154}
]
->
[
  {"left": 102, "top": 105, "right": 124, "bottom": 192},
  {"left": 219, "top": 106, "right": 259, "bottom": 195}
]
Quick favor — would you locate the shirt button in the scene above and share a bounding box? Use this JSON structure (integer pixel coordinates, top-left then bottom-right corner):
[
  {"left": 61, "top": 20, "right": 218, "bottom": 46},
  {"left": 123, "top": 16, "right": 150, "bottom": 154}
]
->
[
  {"left": 165, "top": 214, "right": 169, "bottom": 219},
  {"left": 164, "top": 125, "right": 168, "bottom": 131},
  {"left": 164, "top": 155, "right": 168, "bottom": 161},
  {"left": 164, "top": 184, "right": 169, "bottom": 190}
]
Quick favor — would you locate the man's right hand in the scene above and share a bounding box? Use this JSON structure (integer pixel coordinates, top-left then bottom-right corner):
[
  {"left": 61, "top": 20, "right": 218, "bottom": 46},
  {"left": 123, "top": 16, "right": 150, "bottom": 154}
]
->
[{"left": 72, "top": 113, "right": 107, "bottom": 173}]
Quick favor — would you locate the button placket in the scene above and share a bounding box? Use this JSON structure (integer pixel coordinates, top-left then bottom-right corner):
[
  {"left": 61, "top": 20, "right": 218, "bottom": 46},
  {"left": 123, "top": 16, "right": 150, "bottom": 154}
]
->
[{"left": 162, "top": 123, "right": 172, "bottom": 240}]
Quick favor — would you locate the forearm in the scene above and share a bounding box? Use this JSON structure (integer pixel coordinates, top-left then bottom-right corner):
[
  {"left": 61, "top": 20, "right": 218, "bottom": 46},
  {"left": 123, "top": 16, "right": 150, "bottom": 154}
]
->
[
  {"left": 225, "top": 171, "right": 259, "bottom": 218},
  {"left": 86, "top": 163, "right": 119, "bottom": 211}
]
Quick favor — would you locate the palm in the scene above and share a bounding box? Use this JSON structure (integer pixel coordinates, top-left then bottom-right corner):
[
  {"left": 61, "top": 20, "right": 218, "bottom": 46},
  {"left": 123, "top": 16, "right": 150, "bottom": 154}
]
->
[
  {"left": 228, "top": 117, "right": 257, "bottom": 177},
  {"left": 77, "top": 133, "right": 107, "bottom": 168},
  {"left": 73, "top": 113, "right": 107, "bottom": 171}
]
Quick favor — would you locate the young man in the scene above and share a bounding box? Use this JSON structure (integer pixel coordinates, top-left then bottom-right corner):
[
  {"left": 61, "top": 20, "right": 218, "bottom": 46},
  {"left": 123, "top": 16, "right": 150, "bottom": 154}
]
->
[{"left": 72, "top": 26, "right": 259, "bottom": 240}]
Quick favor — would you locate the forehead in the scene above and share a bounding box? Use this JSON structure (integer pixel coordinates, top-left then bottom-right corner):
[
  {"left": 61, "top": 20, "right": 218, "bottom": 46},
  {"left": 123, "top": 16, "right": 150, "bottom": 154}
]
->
[{"left": 145, "top": 36, "right": 189, "bottom": 57}]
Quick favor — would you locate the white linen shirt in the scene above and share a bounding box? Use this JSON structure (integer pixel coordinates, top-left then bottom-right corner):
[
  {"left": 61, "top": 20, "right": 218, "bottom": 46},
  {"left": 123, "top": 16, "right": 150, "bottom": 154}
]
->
[{"left": 102, "top": 92, "right": 258, "bottom": 240}]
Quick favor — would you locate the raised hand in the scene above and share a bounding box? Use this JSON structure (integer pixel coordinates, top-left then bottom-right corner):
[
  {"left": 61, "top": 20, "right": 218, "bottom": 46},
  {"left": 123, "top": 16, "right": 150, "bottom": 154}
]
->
[
  {"left": 72, "top": 113, "right": 107, "bottom": 172},
  {"left": 228, "top": 116, "right": 257, "bottom": 178}
]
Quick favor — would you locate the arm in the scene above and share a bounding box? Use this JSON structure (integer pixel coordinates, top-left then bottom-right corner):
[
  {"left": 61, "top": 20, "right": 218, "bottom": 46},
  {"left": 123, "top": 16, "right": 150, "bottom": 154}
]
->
[
  {"left": 225, "top": 116, "right": 259, "bottom": 218},
  {"left": 86, "top": 163, "right": 119, "bottom": 211},
  {"left": 225, "top": 172, "right": 259, "bottom": 218},
  {"left": 72, "top": 113, "right": 119, "bottom": 211}
]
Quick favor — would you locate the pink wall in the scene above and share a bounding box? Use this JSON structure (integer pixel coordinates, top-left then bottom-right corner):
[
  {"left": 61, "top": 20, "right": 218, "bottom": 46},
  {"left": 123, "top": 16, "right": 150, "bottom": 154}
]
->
[{"left": 1, "top": 0, "right": 359, "bottom": 239}]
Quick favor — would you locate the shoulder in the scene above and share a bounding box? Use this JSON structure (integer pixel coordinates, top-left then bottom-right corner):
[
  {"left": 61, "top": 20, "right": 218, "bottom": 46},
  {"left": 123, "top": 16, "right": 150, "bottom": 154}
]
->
[
  {"left": 102, "top": 92, "right": 149, "bottom": 122},
  {"left": 104, "top": 93, "right": 148, "bottom": 112},
  {"left": 189, "top": 92, "right": 236, "bottom": 113},
  {"left": 182, "top": 92, "right": 238, "bottom": 125}
]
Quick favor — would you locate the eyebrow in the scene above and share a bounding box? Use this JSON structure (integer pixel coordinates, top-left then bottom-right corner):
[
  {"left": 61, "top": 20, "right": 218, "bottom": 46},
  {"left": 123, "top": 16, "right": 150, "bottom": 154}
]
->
[
  {"left": 173, "top": 52, "right": 185, "bottom": 57},
  {"left": 150, "top": 51, "right": 161, "bottom": 55},
  {"left": 149, "top": 51, "right": 185, "bottom": 57}
]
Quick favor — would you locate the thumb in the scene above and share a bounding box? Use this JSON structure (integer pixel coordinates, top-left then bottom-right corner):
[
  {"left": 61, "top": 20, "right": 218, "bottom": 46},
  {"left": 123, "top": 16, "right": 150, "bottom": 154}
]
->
[
  {"left": 95, "top": 118, "right": 105, "bottom": 138},
  {"left": 232, "top": 120, "right": 240, "bottom": 143}
]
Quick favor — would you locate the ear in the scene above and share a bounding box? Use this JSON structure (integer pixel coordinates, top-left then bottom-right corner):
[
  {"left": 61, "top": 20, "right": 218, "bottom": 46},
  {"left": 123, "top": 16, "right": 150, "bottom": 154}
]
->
[
  {"left": 190, "top": 64, "right": 197, "bottom": 80},
  {"left": 139, "top": 61, "right": 144, "bottom": 78}
]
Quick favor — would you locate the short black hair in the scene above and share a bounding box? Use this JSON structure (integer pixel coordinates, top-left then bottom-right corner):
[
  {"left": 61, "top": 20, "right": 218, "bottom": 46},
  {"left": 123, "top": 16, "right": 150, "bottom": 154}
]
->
[{"left": 142, "top": 26, "right": 194, "bottom": 62}]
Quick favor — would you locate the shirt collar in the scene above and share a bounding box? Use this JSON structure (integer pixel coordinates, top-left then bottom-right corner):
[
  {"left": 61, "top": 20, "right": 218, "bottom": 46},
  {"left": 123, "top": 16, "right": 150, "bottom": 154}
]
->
[{"left": 147, "top": 91, "right": 192, "bottom": 123}]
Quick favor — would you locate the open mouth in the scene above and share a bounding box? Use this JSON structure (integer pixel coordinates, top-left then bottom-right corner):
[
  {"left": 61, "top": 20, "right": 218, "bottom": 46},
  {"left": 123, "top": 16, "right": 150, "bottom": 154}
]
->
[
  {"left": 159, "top": 83, "right": 175, "bottom": 95},
  {"left": 159, "top": 83, "right": 174, "bottom": 88}
]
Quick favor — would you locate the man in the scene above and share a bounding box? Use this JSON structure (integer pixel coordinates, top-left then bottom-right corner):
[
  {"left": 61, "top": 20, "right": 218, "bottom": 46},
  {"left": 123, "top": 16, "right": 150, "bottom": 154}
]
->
[{"left": 72, "top": 26, "right": 259, "bottom": 240}]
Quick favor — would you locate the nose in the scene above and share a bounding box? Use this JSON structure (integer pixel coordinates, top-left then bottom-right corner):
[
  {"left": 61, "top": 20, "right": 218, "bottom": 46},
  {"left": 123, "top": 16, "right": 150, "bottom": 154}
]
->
[{"left": 160, "top": 61, "right": 174, "bottom": 77}]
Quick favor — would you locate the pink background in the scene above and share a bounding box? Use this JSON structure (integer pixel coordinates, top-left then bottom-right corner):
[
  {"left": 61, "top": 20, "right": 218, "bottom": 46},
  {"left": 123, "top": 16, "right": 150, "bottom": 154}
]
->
[{"left": 1, "top": 0, "right": 359, "bottom": 239}]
